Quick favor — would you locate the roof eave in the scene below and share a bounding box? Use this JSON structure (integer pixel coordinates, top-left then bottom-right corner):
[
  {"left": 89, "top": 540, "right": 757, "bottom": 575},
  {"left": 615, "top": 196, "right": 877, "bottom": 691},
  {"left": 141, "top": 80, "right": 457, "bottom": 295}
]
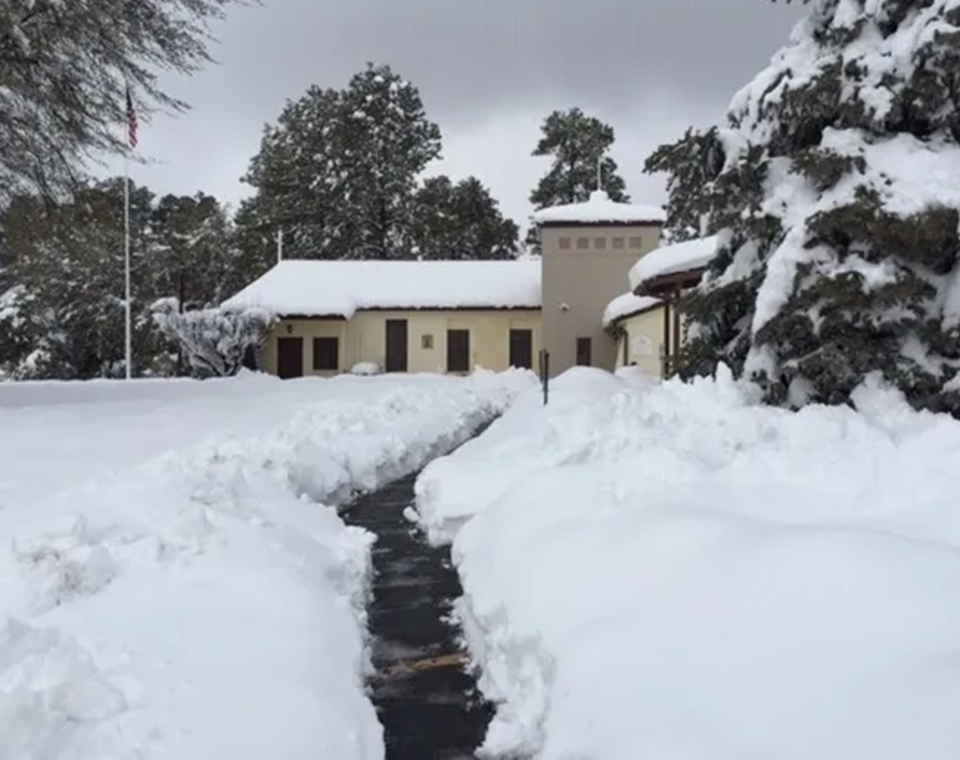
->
[
  {"left": 272, "top": 313, "right": 349, "bottom": 321},
  {"left": 536, "top": 219, "right": 665, "bottom": 229},
  {"left": 274, "top": 304, "right": 542, "bottom": 318},
  {"left": 633, "top": 267, "right": 707, "bottom": 298},
  {"left": 604, "top": 301, "right": 665, "bottom": 332}
]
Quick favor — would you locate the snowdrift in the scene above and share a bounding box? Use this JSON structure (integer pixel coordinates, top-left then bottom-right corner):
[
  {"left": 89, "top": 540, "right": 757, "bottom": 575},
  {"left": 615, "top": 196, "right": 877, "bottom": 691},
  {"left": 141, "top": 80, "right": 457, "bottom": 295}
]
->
[
  {"left": 0, "top": 370, "right": 534, "bottom": 760},
  {"left": 414, "top": 367, "right": 960, "bottom": 759}
]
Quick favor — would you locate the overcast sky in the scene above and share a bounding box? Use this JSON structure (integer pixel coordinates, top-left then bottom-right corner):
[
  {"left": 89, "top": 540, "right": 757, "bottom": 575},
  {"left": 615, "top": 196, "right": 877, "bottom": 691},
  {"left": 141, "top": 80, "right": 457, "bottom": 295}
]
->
[{"left": 106, "top": 0, "right": 805, "bottom": 228}]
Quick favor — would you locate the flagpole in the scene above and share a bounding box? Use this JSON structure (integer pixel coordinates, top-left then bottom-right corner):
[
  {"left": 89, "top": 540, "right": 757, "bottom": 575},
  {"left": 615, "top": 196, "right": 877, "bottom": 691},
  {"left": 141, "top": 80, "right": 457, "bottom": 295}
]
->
[
  {"left": 124, "top": 137, "right": 132, "bottom": 379},
  {"left": 123, "top": 82, "right": 136, "bottom": 380}
]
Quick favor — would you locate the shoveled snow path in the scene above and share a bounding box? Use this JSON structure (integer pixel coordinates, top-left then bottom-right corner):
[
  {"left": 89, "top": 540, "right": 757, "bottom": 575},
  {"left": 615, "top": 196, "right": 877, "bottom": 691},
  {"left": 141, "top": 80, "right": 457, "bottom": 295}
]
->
[{"left": 0, "top": 370, "right": 536, "bottom": 760}]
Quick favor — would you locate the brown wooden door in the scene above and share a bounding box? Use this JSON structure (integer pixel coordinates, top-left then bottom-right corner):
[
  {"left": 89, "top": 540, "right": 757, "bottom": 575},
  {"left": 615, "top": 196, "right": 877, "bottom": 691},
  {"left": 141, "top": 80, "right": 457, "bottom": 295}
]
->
[
  {"left": 446, "top": 329, "right": 470, "bottom": 373},
  {"left": 509, "top": 329, "right": 533, "bottom": 369},
  {"left": 576, "top": 337, "right": 592, "bottom": 367},
  {"left": 385, "top": 319, "right": 408, "bottom": 372},
  {"left": 276, "top": 337, "right": 303, "bottom": 379}
]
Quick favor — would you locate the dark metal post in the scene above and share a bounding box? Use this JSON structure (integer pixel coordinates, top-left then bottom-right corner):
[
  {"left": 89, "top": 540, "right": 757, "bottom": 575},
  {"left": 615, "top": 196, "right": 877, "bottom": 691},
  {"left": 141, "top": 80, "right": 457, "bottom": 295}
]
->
[{"left": 538, "top": 349, "right": 550, "bottom": 406}]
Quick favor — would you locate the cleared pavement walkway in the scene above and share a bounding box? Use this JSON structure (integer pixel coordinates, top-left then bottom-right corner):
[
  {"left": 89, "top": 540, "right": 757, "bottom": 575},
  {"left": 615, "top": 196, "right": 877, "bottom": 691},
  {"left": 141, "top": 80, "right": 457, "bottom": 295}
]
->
[{"left": 346, "top": 471, "right": 492, "bottom": 759}]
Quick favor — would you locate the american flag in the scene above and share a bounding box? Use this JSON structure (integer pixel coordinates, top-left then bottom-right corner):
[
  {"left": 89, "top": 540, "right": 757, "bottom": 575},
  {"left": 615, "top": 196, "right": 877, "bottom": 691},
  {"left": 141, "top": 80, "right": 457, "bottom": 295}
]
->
[{"left": 125, "top": 86, "right": 138, "bottom": 148}]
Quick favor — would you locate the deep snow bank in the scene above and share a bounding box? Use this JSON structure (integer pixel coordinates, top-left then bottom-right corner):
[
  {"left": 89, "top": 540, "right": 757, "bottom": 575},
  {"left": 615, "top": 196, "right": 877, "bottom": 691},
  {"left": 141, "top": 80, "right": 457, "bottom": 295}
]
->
[
  {"left": 0, "top": 369, "right": 534, "bottom": 760},
  {"left": 414, "top": 368, "right": 643, "bottom": 544},
  {"left": 413, "top": 367, "right": 960, "bottom": 759}
]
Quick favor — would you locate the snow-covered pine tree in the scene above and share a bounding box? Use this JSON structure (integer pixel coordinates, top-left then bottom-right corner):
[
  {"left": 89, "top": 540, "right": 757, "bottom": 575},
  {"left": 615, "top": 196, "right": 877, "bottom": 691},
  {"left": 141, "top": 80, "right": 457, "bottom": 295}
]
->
[
  {"left": 0, "top": 0, "right": 242, "bottom": 200},
  {"left": 150, "top": 192, "right": 247, "bottom": 374},
  {"left": 0, "top": 179, "right": 161, "bottom": 378},
  {"left": 411, "top": 176, "right": 519, "bottom": 260},
  {"left": 526, "top": 107, "right": 630, "bottom": 252},
  {"left": 529, "top": 108, "right": 630, "bottom": 208},
  {"left": 336, "top": 63, "right": 442, "bottom": 259},
  {"left": 241, "top": 65, "right": 441, "bottom": 260},
  {"left": 644, "top": 126, "right": 728, "bottom": 244},
  {"left": 240, "top": 86, "right": 347, "bottom": 260},
  {"left": 152, "top": 192, "right": 242, "bottom": 310},
  {"left": 232, "top": 197, "right": 278, "bottom": 281},
  {"left": 647, "top": 0, "right": 960, "bottom": 415}
]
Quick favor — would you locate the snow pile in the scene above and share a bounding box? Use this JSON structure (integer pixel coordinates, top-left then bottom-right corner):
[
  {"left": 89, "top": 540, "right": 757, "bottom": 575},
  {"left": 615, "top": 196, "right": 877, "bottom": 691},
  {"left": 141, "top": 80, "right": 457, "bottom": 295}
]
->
[
  {"left": 222, "top": 259, "right": 542, "bottom": 318},
  {"left": 414, "top": 368, "right": 646, "bottom": 544},
  {"left": 0, "top": 370, "right": 534, "bottom": 760},
  {"left": 413, "top": 366, "right": 960, "bottom": 759},
  {"left": 601, "top": 292, "right": 660, "bottom": 328},
  {"left": 531, "top": 190, "right": 665, "bottom": 226},
  {"left": 628, "top": 234, "right": 718, "bottom": 291},
  {"left": 350, "top": 361, "right": 382, "bottom": 375}
]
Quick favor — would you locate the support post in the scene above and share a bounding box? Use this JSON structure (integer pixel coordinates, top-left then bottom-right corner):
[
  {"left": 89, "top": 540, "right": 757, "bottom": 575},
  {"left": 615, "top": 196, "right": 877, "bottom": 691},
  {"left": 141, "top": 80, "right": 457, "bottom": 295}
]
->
[{"left": 538, "top": 349, "right": 550, "bottom": 406}]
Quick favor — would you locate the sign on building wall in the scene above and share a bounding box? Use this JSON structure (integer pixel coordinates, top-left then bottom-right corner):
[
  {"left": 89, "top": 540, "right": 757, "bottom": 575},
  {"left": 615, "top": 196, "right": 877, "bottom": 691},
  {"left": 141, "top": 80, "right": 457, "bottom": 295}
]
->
[{"left": 631, "top": 335, "right": 653, "bottom": 357}]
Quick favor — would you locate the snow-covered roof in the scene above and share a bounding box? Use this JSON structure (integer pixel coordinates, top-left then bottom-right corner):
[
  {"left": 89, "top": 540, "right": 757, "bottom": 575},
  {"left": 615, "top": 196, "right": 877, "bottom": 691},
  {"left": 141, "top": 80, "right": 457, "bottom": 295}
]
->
[
  {"left": 629, "top": 235, "right": 720, "bottom": 292},
  {"left": 222, "top": 259, "right": 542, "bottom": 318},
  {"left": 531, "top": 190, "right": 666, "bottom": 226},
  {"left": 602, "top": 292, "right": 661, "bottom": 328}
]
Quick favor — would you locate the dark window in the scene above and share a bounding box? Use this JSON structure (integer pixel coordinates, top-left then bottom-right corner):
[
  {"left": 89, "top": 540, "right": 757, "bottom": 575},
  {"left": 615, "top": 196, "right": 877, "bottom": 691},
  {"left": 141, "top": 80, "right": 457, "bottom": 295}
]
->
[
  {"left": 276, "top": 337, "right": 303, "bottom": 379},
  {"left": 576, "top": 337, "right": 592, "bottom": 367},
  {"left": 447, "top": 329, "right": 470, "bottom": 373},
  {"left": 312, "top": 336, "right": 339, "bottom": 371}
]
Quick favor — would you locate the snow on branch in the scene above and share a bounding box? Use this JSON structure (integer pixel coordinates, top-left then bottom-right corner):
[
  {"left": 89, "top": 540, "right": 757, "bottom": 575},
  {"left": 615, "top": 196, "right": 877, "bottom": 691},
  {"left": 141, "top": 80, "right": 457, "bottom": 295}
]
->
[{"left": 152, "top": 299, "right": 275, "bottom": 378}]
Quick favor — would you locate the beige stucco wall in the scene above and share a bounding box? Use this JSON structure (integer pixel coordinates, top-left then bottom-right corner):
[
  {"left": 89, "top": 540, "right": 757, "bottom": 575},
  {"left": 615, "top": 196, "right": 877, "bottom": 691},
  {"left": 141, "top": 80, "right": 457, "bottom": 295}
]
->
[
  {"left": 266, "top": 310, "right": 542, "bottom": 375},
  {"left": 540, "top": 224, "right": 661, "bottom": 376},
  {"left": 613, "top": 306, "right": 666, "bottom": 378},
  {"left": 265, "top": 318, "right": 347, "bottom": 377}
]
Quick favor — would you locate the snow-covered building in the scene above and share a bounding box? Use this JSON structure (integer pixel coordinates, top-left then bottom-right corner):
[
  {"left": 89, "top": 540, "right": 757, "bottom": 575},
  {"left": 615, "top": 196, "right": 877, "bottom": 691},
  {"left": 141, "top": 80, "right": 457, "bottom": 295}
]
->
[
  {"left": 223, "top": 260, "right": 542, "bottom": 377},
  {"left": 224, "top": 191, "right": 671, "bottom": 378},
  {"left": 532, "top": 190, "right": 665, "bottom": 374},
  {"left": 601, "top": 292, "right": 663, "bottom": 377},
  {"left": 603, "top": 235, "right": 719, "bottom": 376}
]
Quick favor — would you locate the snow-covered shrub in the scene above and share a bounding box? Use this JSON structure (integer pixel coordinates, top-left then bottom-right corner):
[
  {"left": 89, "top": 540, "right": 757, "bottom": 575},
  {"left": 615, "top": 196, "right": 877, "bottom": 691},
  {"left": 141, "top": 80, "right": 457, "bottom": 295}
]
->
[
  {"left": 350, "top": 361, "right": 382, "bottom": 376},
  {"left": 152, "top": 299, "right": 274, "bottom": 377}
]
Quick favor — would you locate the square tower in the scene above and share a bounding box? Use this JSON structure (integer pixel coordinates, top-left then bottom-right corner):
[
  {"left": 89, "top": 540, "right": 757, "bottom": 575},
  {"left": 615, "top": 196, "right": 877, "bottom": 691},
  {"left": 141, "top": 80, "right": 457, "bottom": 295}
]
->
[{"left": 533, "top": 190, "right": 664, "bottom": 376}]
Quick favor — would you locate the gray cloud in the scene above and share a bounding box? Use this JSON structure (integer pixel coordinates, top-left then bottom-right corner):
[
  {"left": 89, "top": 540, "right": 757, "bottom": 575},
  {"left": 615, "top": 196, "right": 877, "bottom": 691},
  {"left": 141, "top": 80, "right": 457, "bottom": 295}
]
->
[
  {"left": 114, "top": 0, "right": 807, "bottom": 225},
  {"left": 210, "top": 0, "right": 804, "bottom": 124}
]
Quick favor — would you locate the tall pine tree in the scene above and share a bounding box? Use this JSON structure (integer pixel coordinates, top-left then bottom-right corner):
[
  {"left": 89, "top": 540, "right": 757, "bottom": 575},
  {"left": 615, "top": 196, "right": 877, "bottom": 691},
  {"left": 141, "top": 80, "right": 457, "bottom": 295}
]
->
[
  {"left": 0, "top": 181, "right": 247, "bottom": 379},
  {"left": 153, "top": 192, "right": 242, "bottom": 312},
  {"left": 529, "top": 108, "right": 629, "bottom": 208},
  {"left": 526, "top": 107, "right": 629, "bottom": 251},
  {"left": 337, "top": 63, "right": 442, "bottom": 259},
  {"left": 240, "top": 64, "right": 441, "bottom": 260},
  {"left": 0, "top": 179, "right": 157, "bottom": 378},
  {"left": 411, "top": 176, "right": 519, "bottom": 260},
  {"left": 240, "top": 86, "right": 346, "bottom": 260},
  {"left": 648, "top": 0, "right": 960, "bottom": 416}
]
